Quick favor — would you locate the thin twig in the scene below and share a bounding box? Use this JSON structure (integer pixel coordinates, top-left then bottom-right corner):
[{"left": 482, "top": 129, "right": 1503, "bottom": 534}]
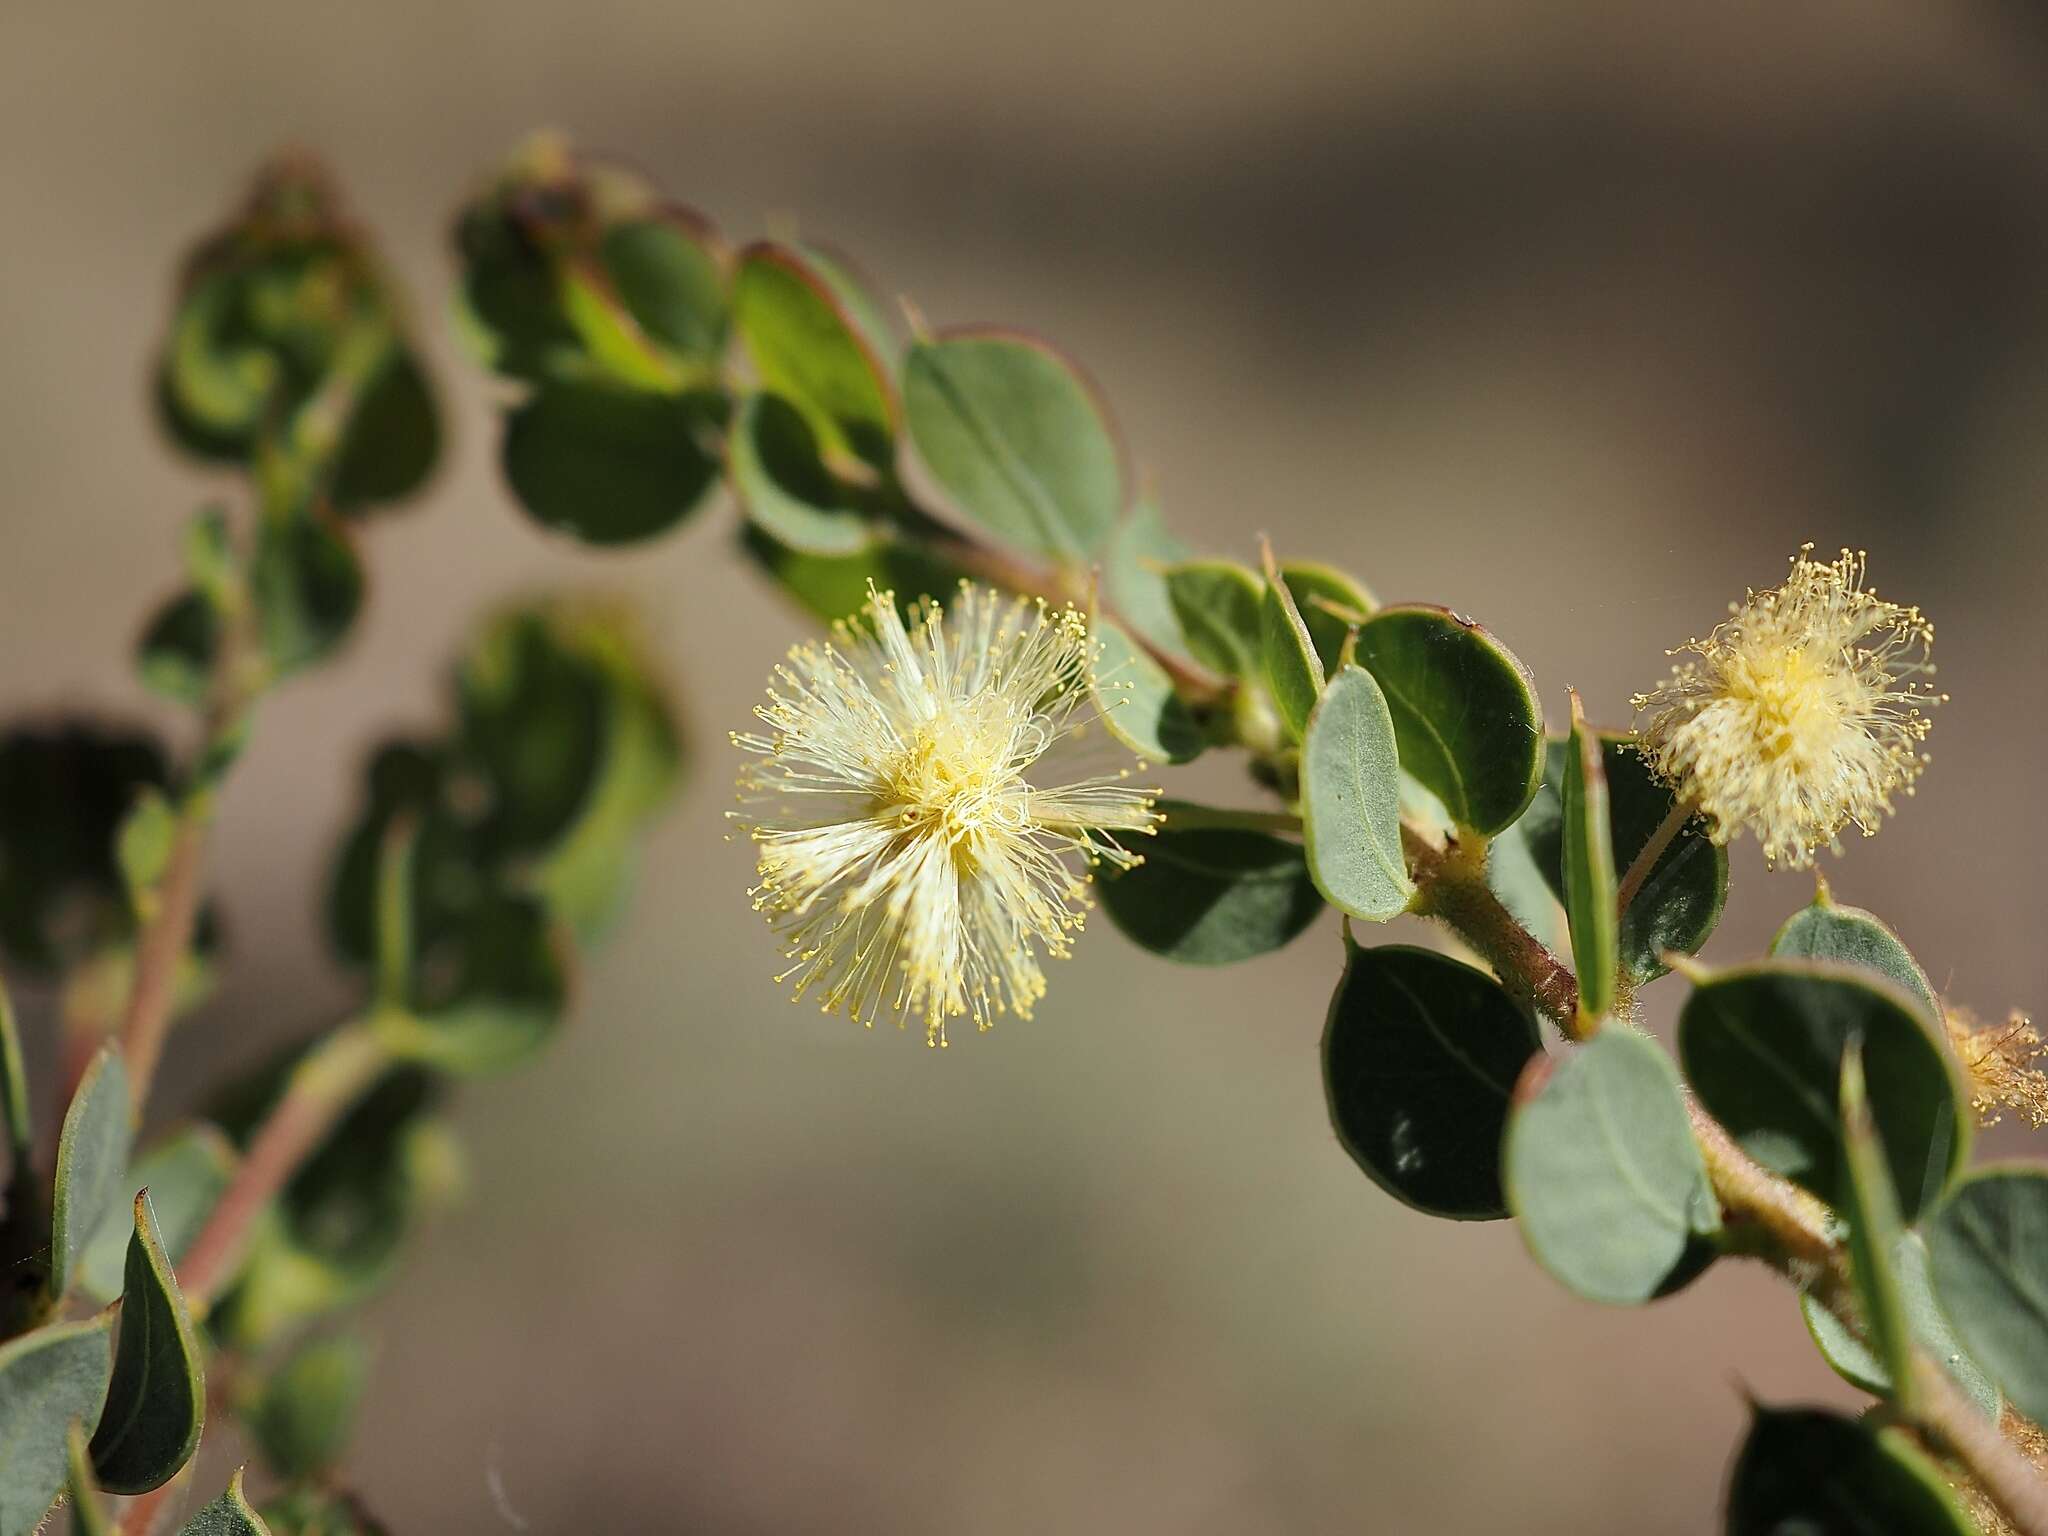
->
[
  {"left": 114, "top": 818, "right": 207, "bottom": 1118},
  {"left": 1615, "top": 798, "right": 1693, "bottom": 916}
]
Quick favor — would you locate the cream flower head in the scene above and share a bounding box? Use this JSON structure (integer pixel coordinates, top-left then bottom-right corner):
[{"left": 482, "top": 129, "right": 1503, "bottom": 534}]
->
[
  {"left": 1631, "top": 546, "right": 1940, "bottom": 869},
  {"left": 733, "top": 582, "right": 1159, "bottom": 1045}
]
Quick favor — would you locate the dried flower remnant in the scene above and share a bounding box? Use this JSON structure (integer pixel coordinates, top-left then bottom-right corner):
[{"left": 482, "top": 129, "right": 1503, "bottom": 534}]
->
[
  {"left": 732, "top": 583, "right": 1159, "bottom": 1046},
  {"left": 1632, "top": 547, "right": 1940, "bottom": 869},
  {"left": 1946, "top": 1006, "right": 2048, "bottom": 1130}
]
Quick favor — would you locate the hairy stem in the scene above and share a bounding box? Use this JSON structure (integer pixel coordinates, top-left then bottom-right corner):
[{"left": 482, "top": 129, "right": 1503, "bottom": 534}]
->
[
  {"left": 1408, "top": 833, "right": 1583, "bottom": 1037},
  {"left": 177, "top": 1019, "right": 390, "bottom": 1308}
]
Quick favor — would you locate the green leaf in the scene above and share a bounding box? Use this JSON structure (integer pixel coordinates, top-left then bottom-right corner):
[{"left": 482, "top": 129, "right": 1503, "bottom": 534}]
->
[
  {"left": 452, "top": 200, "right": 581, "bottom": 384},
  {"left": 246, "top": 1332, "right": 367, "bottom": 1481},
  {"left": 502, "top": 380, "right": 721, "bottom": 546},
  {"left": 1100, "top": 804, "right": 1320, "bottom": 964},
  {"left": 0, "top": 1316, "right": 112, "bottom": 1536},
  {"left": 1802, "top": 1233, "right": 1999, "bottom": 1419},
  {"left": 1323, "top": 942, "right": 1540, "bottom": 1219},
  {"left": 1725, "top": 1406, "right": 1976, "bottom": 1535},
  {"left": 1102, "top": 502, "right": 1192, "bottom": 658},
  {"left": 1559, "top": 692, "right": 1617, "bottom": 1022},
  {"left": 1300, "top": 665, "right": 1414, "bottom": 922},
  {"left": 180, "top": 1469, "right": 275, "bottom": 1536},
  {"left": 51, "top": 1046, "right": 133, "bottom": 1301},
  {"left": 601, "top": 214, "right": 727, "bottom": 362},
  {"left": 90, "top": 1192, "right": 206, "bottom": 1494},
  {"left": 137, "top": 591, "right": 221, "bottom": 706},
  {"left": 903, "top": 331, "right": 1124, "bottom": 562},
  {"left": 1162, "top": 561, "right": 1264, "bottom": 680},
  {"left": 384, "top": 896, "right": 568, "bottom": 1075},
  {"left": 1517, "top": 733, "right": 1725, "bottom": 983},
  {"left": 1090, "top": 618, "right": 1204, "bottom": 766},
  {"left": 1485, "top": 813, "right": 1571, "bottom": 964},
  {"left": 329, "top": 349, "right": 440, "bottom": 515},
  {"left": 1678, "top": 962, "right": 1966, "bottom": 1222},
  {"left": 117, "top": 789, "right": 179, "bottom": 918},
  {"left": 161, "top": 270, "right": 278, "bottom": 452},
  {"left": 1838, "top": 1041, "right": 1916, "bottom": 1413},
  {"left": 66, "top": 1420, "right": 114, "bottom": 1536},
  {"left": 252, "top": 512, "right": 364, "bottom": 677},
  {"left": 1772, "top": 891, "right": 1939, "bottom": 1021},
  {"left": 0, "top": 973, "right": 29, "bottom": 1168},
  {"left": 79, "top": 1125, "right": 236, "bottom": 1306},
  {"left": 1259, "top": 546, "right": 1324, "bottom": 741},
  {"left": 1352, "top": 606, "right": 1543, "bottom": 836},
  {"left": 732, "top": 243, "right": 894, "bottom": 469},
  {"left": 1503, "top": 1026, "right": 1717, "bottom": 1304},
  {"left": 558, "top": 261, "right": 687, "bottom": 391},
  {"left": 728, "top": 392, "right": 876, "bottom": 556},
  {"left": 739, "top": 526, "right": 969, "bottom": 627},
  {"left": 1281, "top": 563, "right": 1374, "bottom": 674},
  {"left": 1927, "top": 1166, "right": 2048, "bottom": 1425}
]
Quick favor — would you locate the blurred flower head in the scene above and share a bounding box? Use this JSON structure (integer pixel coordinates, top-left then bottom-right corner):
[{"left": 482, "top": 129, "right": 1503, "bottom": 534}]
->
[
  {"left": 1631, "top": 546, "right": 1939, "bottom": 869},
  {"left": 733, "top": 583, "right": 1158, "bottom": 1045},
  {"left": 1945, "top": 1004, "right": 2048, "bottom": 1129}
]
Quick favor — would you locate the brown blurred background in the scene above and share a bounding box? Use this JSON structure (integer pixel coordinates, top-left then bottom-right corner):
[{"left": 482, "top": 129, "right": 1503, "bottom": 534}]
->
[{"left": 6, "top": 3, "right": 2048, "bottom": 1531}]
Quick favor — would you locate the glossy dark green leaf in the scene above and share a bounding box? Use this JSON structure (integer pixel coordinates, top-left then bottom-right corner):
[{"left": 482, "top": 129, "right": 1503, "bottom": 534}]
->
[
  {"left": 51, "top": 1047, "right": 132, "bottom": 1301},
  {"left": 1162, "top": 561, "right": 1263, "bottom": 680},
  {"left": 180, "top": 1469, "right": 274, "bottom": 1536},
  {"left": 1927, "top": 1167, "right": 2048, "bottom": 1425},
  {"left": 1281, "top": 563, "right": 1374, "bottom": 674},
  {"left": 137, "top": 591, "right": 220, "bottom": 706},
  {"left": 1102, "top": 502, "right": 1192, "bottom": 659},
  {"left": 1259, "top": 548, "right": 1324, "bottom": 742},
  {"left": 733, "top": 243, "right": 893, "bottom": 469},
  {"left": 1352, "top": 606, "right": 1543, "bottom": 836},
  {"left": 79, "top": 1125, "right": 236, "bottom": 1305},
  {"left": 90, "top": 1192, "right": 205, "bottom": 1493},
  {"left": 1518, "top": 732, "right": 1726, "bottom": 983},
  {"left": 0, "top": 1316, "right": 112, "bottom": 1536},
  {"left": 502, "top": 380, "right": 721, "bottom": 545},
  {"left": 1803, "top": 1233, "right": 1999, "bottom": 1419},
  {"left": 745, "top": 504, "right": 959, "bottom": 614},
  {"left": 1772, "top": 892, "right": 1938, "bottom": 1021},
  {"left": 728, "top": 392, "right": 875, "bottom": 556},
  {"left": 1560, "top": 692, "right": 1617, "bottom": 1022},
  {"left": 251, "top": 512, "right": 364, "bottom": 677},
  {"left": 601, "top": 214, "right": 726, "bottom": 362},
  {"left": 0, "top": 724, "right": 171, "bottom": 974},
  {"left": 903, "top": 331, "right": 1123, "bottom": 562},
  {"left": 452, "top": 199, "right": 581, "bottom": 384},
  {"left": 1724, "top": 1406, "right": 1975, "bottom": 1535},
  {"left": 1090, "top": 619, "right": 1204, "bottom": 766},
  {"left": 1504, "top": 1026, "right": 1717, "bottom": 1304},
  {"left": 1678, "top": 962, "right": 1966, "bottom": 1222},
  {"left": 246, "top": 1332, "right": 367, "bottom": 1481},
  {"left": 66, "top": 1420, "right": 113, "bottom": 1536},
  {"left": 1100, "top": 804, "right": 1319, "bottom": 964},
  {"left": 558, "top": 260, "right": 686, "bottom": 391},
  {"left": 1323, "top": 942, "right": 1540, "bottom": 1219},
  {"left": 329, "top": 349, "right": 440, "bottom": 515},
  {"left": 1300, "top": 666, "right": 1413, "bottom": 922},
  {"left": 1838, "top": 1042, "right": 1915, "bottom": 1413}
]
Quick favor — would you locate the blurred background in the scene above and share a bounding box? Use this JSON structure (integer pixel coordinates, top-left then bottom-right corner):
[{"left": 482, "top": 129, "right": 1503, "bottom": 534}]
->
[{"left": 6, "top": 2, "right": 2048, "bottom": 1530}]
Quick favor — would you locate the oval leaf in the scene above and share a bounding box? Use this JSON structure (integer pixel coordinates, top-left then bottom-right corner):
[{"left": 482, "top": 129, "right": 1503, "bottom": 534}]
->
[
  {"left": 733, "top": 243, "right": 893, "bottom": 469},
  {"left": 1926, "top": 1166, "right": 2048, "bottom": 1425},
  {"left": 1300, "top": 665, "right": 1414, "bottom": 922},
  {"left": 1102, "top": 502, "right": 1192, "bottom": 658},
  {"left": 502, "top": 380, "right": 720, "bottom": 545},
  {"left": 90, "top": 1192, "right": 206, "bottom": 1494},
  {"left": 1802, "top": 1233, "right": 1999, "bottom": 1419},
  {"left": 51, "top": 1046, "right": 133, "bottom": 1302},
  {"left": 728, "top": 392, "right": 875, "bottom": 556},
  {"left": 1090, "top": 620, "right": 1204, "bottom": 766},
  {"left": 1772, "top": 891, "right": 1939, "bottom": 1021},
  {"left": 1560, "top": 691, "right": 1617, "bottom": 1022},
  {"left": 1100, "top": 806, "right": 1320, "bottom": 965},
  {"left": 0, "top": 1317, "right": 113, "bottom": 1536},
  {"left": 1323, "top": 942, "right": 1540, "bottom": 1219},
  {"left": 1504, "top": 1027, "right": 1717, "bottom": 1304},
  {"left": 1281, "top": 563, "right": 1374, "bottom": 675},
  {"left": 1678, "top": 962, "right": 1966, "bottom": 1222},
  {"left": 600, "top": 215, "right": 726, "bottom": 363},
  {"left": 903, "top": 331, "right": 1123, "bottom": 562},
  {"left": 1163, "top": 561, "right": 1263, "bottom": 681},
  {"left": 1352, "top": 606, "right": 1543, "bottom": 836},
  {"left": 1725, "top": 1406, "right": 1977, "bottom": 1535},
  {"left": 1259, "top": 546, "right": 1324, "bottom": 741}
]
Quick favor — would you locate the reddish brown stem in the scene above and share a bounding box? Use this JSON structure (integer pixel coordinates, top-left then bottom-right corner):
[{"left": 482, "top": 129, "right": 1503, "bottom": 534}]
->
[{"left": 114, "top": 818, "right": 207, "bottom": 1117}]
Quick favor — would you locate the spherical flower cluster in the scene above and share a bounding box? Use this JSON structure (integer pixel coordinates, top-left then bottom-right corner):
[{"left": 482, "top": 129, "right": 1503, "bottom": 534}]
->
[
  {"left": 733, "top": 583, "right": 1158, "bottom": 1045},
  {"left": 1632, "top": 546, "right": 1940, "bottom": 869}
]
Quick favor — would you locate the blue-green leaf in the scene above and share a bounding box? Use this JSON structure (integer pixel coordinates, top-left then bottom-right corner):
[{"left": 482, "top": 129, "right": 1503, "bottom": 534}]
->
[
  {"left": 89, "top": 1192, "right": 206, "bottom": 1494},
  {"left": 1771, "top": 890, "right": 1938, "bottom": 1021},
  {"left": 51, "top": 1047, "right": 132, "bottom": 1302},
  {"left": 1300, "top": 665, "right": 1413, "bottom": 922},
  {"left": 1089, "top": 619, "right": 1204, "bottom": 766},
  {"left": 1559, "top": 691, "right": 1617, "bottom": 1023},
  {"left": 0, "top": 1316, "right": 112, "bottom": 1536},
  {"left": 179, "top": 1469, "right": 274, "bottom": 1536},
  {"left": 1926, "top": 1166, "right": 2048, "bottom": 1425}
]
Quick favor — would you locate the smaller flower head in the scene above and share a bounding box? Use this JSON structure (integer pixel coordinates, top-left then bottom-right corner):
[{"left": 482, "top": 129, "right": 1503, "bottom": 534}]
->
[
  {"left": 732, "top": 582, "right": 1159, "bottom": 1045},
  {"left": 1945, "top": 1004, "right": 2048, "bottom": 1130},
  {"left": 1631, "top": 546, "right": 1940, "bottom": 868}
]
